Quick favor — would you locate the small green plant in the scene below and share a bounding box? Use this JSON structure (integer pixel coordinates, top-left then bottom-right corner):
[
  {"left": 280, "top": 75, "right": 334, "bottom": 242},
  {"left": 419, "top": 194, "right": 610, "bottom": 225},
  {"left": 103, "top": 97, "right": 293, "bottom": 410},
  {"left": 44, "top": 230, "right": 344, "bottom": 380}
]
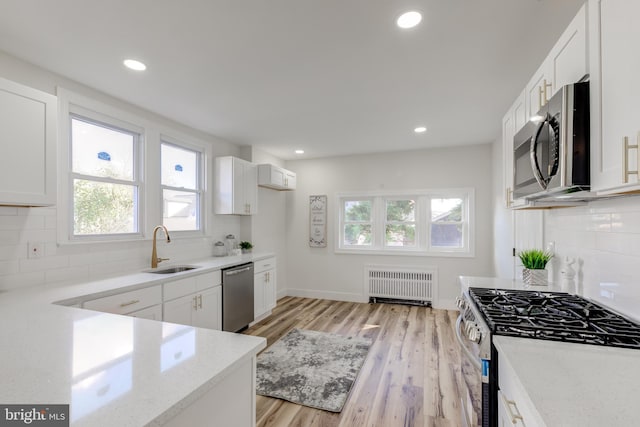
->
[
  {"left": 239, "top": 241, "right": 253, "bottom": 250},
  {"left": 518, "top": 249, "right": 553, "bottom": 269}
]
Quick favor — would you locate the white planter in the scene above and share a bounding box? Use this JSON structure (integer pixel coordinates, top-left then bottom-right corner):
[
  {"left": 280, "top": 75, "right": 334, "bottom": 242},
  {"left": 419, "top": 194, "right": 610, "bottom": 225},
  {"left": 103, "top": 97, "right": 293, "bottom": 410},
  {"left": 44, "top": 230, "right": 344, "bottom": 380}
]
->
[{"left": 523, "top": 268, "right": 547, "bottom": 286}]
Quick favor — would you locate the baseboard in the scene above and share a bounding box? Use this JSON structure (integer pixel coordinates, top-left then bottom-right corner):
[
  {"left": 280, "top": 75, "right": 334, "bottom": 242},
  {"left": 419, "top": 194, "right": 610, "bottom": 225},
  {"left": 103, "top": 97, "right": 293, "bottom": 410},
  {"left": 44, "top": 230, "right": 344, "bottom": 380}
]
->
[{"left": 284, "top": 288, "right": 368, "bottom": 303}]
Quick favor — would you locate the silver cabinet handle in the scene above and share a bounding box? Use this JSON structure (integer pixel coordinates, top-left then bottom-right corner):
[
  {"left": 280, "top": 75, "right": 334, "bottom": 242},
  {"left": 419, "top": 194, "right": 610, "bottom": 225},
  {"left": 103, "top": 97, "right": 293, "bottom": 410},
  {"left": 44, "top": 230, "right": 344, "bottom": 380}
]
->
[
  {"left": 192, "top": 296, "right": 198, "bottom": 310},
  {"left": 198, "top": 294, "right": 203, "bottom": 309},
  {"left": 500, "top": 391, "right": 524, "bottom": 424},
  {"left": 623, "top": 135, "right": 640, "bottom": 183},
  {"left": 119, "top": 299, "right": 140, "bottom": 308}
]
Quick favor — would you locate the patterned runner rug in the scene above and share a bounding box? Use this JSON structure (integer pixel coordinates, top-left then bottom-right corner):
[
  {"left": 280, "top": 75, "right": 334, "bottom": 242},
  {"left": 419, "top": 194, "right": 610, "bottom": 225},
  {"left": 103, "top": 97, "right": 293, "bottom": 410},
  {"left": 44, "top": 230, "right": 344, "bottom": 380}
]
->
[{"left": 256, "top": 328, "right": 372, "bottom": 412}]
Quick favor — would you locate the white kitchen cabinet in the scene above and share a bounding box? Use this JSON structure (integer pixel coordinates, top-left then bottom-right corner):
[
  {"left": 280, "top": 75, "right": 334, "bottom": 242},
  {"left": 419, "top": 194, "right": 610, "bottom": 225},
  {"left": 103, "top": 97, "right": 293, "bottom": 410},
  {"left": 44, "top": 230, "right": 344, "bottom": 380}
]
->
[
  {"left": 589, "top": 0, "right": 640, "bottom": 194},
  {"left": 214, "top": 156, "right": 258, "bottom": 215},
  {"left": 525, "top": 4, "right": 588, "bottom": 117},
  {"left": 253, "top": 257, "right": 276, "bottom": 321},
  {"left": 0, "top": 76, "right": 56, "bottom": 206},
  {"left": 83, "top": 285, "right": 162, "bottom": 316},
  {"left": 129, "top": 304, "right": 163, "bottom": 320},
  {"left": 258, "top": 164, "right": 296, "bottom": 190},
  {"left": 502, "top": 90, "right": 527, "bottom": 208},
  {"left": 163, "top": 272, "right": 222, "bottom": 330},
  {"left": 498, "top": 349, "right": 542, "bottom": 427}
]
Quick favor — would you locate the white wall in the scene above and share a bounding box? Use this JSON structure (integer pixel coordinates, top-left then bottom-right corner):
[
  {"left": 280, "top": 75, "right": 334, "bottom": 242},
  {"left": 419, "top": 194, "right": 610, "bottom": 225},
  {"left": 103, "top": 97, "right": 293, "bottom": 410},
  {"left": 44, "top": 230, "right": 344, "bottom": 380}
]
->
[
  {"left": 284, "top": 144, "right": 494, "bottom": 308},
  {"left": 0, "top": 50, "right": 243, "bottom": 291},
  {"left": 544, "top": 196, "right": 640, "bottom": 321}
]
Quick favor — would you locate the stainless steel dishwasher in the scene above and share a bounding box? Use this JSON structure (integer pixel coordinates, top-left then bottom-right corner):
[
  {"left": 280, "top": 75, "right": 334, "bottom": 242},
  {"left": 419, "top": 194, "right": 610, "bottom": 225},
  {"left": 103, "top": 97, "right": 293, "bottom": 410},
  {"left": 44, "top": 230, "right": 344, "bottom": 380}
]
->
[{"left": 222, "top": 262, "right": 254, "bottom": 332}]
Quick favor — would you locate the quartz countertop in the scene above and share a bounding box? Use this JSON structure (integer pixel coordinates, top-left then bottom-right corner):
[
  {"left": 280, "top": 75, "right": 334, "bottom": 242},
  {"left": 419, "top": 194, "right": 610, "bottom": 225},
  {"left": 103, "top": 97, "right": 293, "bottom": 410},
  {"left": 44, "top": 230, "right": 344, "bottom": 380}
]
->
[
  {"left": 493, "top": 336, "right": 640, "bottom": 427},
  {"left": 458, "top": 275, "right": 564, "bottom": 293},
  {"left": 0, "top": 253, "right": 271, "bottom": 426}
]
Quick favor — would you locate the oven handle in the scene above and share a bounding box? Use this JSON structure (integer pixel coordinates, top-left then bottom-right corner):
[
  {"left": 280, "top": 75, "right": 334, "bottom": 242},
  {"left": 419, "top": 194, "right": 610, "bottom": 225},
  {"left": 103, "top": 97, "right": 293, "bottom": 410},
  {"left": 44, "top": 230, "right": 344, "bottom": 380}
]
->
[{"left": 455, "top": 314, "right": 482, "bottom": 371}]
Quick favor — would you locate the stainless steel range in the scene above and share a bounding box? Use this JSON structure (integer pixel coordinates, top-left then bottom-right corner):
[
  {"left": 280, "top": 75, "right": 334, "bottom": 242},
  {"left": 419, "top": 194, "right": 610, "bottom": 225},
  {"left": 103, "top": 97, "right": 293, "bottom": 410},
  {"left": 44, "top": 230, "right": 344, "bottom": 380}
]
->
[{"left": 456, "top": 286, "right": 640, "bottom": 427}]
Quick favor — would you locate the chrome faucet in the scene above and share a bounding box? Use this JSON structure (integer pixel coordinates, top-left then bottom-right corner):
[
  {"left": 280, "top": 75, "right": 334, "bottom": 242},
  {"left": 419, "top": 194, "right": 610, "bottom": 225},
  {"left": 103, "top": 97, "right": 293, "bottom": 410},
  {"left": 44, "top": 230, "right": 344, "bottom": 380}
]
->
[{"left": 151, "top": 225, "right": 171, "bottom": 268}]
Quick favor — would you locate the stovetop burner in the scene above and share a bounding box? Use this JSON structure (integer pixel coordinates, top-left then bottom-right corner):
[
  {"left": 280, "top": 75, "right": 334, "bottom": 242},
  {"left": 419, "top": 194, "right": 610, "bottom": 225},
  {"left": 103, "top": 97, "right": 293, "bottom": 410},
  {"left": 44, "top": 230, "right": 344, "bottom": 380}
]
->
[{"left": 468, "top": 287, "right": 640, "bottom": 349}]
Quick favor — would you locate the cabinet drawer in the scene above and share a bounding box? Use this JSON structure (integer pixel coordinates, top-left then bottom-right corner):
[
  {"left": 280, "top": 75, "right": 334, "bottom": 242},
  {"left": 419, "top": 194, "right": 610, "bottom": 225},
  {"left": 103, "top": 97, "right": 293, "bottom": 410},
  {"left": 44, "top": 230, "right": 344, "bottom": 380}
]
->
[
  {"left": 83, "top": 286, "right": 162, "bottom": 315},
  {"left": 164, "top": 271, "right": 221, "bottom": 301},
  {"left": 254, "top": 257, "right": 275, "bottom": 274}
]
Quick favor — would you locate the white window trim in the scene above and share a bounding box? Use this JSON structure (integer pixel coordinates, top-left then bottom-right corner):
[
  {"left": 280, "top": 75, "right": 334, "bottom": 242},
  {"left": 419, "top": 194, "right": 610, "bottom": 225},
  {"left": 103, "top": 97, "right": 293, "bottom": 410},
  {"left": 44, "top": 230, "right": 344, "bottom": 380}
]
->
[
  {"left": 57, "top": 89, "right": 146, "bottom": 243},
  {"left": 160, "top": 135, "right": 206, "bottom": 236},
  {"left": 335, "top": 188, "right": 475, "bottom": 258}
]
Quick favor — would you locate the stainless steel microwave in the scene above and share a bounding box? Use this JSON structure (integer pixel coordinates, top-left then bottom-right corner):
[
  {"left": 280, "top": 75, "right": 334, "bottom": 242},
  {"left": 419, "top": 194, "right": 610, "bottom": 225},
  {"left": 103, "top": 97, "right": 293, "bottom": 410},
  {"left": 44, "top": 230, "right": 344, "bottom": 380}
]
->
[{"left": 513, "top": 81, "right": 590, "bottom": 200}]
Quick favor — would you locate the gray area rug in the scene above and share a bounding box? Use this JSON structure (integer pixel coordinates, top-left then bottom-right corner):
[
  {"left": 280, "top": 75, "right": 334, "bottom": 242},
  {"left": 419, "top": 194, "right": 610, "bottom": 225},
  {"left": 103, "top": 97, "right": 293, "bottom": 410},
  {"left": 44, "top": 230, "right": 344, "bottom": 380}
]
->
[{"left": 256, "top": 328, "right": 372, "bottom": 412}]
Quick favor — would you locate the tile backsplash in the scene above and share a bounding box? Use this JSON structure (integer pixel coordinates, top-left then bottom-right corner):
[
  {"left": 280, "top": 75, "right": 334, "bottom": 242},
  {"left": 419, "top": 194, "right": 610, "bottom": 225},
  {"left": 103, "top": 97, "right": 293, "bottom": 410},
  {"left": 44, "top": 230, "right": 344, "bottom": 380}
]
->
[
  {"left": 0, "top": 206, "right": 239, "bottom": 291},
  {"left": 545, "top": 195, "right": 640, "bottom": 321}
]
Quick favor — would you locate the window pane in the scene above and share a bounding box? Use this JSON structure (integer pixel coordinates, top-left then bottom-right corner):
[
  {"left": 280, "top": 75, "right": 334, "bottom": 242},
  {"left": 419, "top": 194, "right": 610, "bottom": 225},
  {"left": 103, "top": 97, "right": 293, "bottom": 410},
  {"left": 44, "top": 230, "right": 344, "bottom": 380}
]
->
[
  {"left": 72, "top": 118, "right": 135, "bottom": 181},
  {"left": 386, "top": 199, "right": 415, "bottom": 221},
  {"left": 344, "top": 200, "right": 371, "bottom": 222},
  {"left": 73, "top": 180, "right": 137, "bottom": 235},
  {"left": 161, "top": 144, "right": 198, "bottom": 190},
  {"left": 386, "top": 224, "right": 416, "bottom": 246},
  {"left": 344, "top": 224, "right": 372, "bottom": 245},
  {"left": 431, "top": 224, "right": 463, "bottom": 247},
  {"left": 431, "top": 198, "right": 463, "bottom": 222},
  {"left": 163, "top": 189, "right": 198, "bottom": 231}
]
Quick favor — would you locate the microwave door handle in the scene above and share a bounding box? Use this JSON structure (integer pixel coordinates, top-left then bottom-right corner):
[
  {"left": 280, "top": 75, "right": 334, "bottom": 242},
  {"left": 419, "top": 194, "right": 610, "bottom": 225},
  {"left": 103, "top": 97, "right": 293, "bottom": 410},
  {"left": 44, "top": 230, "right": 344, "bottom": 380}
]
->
[
  {"left": 530, "top": 118, "right": 548, "bottom": 190},
  {"left": 455, "top": 314, "right": 482, "bottom": 371}
]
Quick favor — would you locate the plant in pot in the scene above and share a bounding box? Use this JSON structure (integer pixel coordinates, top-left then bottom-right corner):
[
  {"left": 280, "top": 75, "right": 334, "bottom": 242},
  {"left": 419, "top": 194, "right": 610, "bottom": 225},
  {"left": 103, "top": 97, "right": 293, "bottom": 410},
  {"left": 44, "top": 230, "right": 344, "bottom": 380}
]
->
[
  {"left": 518, "top": 249, "right": 553, "bottom": 286},
  {"left": 239, "top": 241, "right": 253, "bottom": 254}
]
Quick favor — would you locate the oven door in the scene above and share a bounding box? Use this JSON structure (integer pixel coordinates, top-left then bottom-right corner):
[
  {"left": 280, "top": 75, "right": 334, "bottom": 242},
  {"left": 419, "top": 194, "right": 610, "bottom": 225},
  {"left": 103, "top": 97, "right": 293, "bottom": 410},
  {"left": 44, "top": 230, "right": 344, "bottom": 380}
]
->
[{"left": 456, "top": 314, "right": 483, "bottom": 427}]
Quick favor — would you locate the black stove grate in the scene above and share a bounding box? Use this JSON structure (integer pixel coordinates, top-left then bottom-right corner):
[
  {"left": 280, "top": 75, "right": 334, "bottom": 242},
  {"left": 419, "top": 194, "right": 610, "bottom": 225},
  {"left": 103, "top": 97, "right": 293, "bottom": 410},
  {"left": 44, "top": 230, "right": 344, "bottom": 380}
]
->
[{"left": 468, "top": 287, "right": 640, "bottom": 349}]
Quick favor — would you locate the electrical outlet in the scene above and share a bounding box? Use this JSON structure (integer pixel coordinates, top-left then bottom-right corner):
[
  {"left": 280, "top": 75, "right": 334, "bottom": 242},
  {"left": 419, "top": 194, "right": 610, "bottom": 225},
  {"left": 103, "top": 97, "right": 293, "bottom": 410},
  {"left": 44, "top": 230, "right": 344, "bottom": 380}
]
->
[{"left": 28, "top": 242, "right": 44, "bottom": 259}]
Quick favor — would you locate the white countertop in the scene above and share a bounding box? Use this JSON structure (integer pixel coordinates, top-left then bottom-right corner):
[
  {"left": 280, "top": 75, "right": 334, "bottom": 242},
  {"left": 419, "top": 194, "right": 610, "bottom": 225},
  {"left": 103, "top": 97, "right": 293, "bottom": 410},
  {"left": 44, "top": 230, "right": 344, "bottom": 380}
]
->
[
  {"left": 0, "top": 253, "right": 271, "bottom": 426},
  {"left": 458, "top": 275, "right": 564, "bottom": 293},
  {"left": 494, "top": 336, "right": 640, "bottom": 427}
]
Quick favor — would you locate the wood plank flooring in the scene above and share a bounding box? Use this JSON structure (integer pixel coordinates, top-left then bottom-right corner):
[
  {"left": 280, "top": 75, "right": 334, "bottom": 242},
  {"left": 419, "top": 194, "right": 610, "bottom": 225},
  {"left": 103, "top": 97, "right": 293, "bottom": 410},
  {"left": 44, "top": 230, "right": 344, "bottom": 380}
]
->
[{"left": 243, "top": 297, "right": 464, "bottom": 427}]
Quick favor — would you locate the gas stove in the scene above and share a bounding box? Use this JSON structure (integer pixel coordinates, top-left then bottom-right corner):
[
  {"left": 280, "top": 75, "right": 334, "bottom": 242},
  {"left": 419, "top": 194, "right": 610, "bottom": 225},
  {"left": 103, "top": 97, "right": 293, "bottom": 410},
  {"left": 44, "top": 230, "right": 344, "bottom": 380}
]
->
[{"left": 468, "top": 287, "right": 640, "bottom": 349}]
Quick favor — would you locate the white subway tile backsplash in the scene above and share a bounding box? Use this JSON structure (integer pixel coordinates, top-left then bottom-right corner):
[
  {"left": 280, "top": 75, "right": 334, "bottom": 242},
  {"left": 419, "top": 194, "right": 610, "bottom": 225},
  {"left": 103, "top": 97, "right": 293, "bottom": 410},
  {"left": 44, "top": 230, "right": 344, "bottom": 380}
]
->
[{"left": 0, "top": 271, "right": 45, "bottom": 291}]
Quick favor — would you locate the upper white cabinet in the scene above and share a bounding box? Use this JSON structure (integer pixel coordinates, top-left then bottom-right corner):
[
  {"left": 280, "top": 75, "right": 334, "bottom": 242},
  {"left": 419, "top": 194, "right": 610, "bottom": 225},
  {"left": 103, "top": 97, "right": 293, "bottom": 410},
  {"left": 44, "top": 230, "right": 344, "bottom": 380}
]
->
[
  {"left": 258, "top": 164, "right": 296, "bottom": 191},
  {"left": 525, "top": 4, "right": 588, "bottom": 117},
  {"left": 214, "top": 156, "right": 258, "bottom": 215},
  {"left": 502, "top": 90, "right": 527, "bottom": 208},
  {"left": 589, "top": 0, "right": 640, "bottom": 194},
  {"left": 0, "top": 76, "right": 56, "bottom": 206}
]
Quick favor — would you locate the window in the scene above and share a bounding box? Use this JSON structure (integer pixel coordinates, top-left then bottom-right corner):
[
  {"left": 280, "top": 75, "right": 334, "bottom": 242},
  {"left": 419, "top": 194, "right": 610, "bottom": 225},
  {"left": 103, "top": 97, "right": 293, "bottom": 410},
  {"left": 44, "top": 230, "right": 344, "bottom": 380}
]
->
[
  {"left": 337, "top": 189, "right": 473, "bottom": 256},
  {"left": 70, "top": 115, "right": 141, "bottom": 237},
  {"left": 161, "top": 141, "right": 203, "bottom": 231}
]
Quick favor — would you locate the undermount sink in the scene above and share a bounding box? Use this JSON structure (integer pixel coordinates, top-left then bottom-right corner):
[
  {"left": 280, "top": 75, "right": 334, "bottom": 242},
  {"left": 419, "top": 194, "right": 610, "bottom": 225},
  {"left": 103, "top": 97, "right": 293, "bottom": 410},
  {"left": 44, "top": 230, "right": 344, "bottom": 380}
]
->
[{"left": 147, "top": 265, "right": 199, "bottom": 274}]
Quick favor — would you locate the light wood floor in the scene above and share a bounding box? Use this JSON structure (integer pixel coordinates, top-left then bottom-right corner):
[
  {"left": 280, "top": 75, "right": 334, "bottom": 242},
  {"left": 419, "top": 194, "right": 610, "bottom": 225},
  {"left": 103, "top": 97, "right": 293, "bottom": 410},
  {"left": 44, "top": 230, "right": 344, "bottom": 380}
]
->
[{"left": 243, "top": 296, "right": 464, "bottom": 427}]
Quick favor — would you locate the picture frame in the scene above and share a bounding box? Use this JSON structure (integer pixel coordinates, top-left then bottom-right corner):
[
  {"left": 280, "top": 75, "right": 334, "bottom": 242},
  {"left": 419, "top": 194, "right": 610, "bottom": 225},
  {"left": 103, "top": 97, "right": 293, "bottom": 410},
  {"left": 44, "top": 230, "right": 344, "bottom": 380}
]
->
[{"left": 309, "top": 195, "right": 327, "bottom": 247}]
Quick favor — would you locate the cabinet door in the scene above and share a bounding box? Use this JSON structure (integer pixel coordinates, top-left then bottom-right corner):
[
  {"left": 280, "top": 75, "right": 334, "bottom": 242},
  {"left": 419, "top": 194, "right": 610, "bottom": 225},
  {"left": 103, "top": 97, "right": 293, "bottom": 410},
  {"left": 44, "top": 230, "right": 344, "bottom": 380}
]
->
[
  {"left": 503, "top": 90, "right": 526, "bottom": 207},
  {"left": 254, "top": 272, "right": 267, "bottom": 319},
  {"left": 548, "top": 4, "right": 587, "bottom": 91},
  {"left": 0, "top": 76, "right": 56, "bottom": 206},
  {"left": 589, "top": 0, "right": 640, "bottom": 193},
  {"left": 129, "top": 304, "right": 162, "bottom": 320},
  {"left": 244, "top": 161, "right": 258, "bottom": 214},
  {"left": 265, "top": 270, "right": 276, "bottom": 311},
  {"left": 284, "top": 171, "right": 296, "bottom": 190},
  {"left": 526, "top": 62, "right": 552, "bottom": 117},
  {"left": 497, "top": 390, "right": 526, "bottom": 427},
  {"left": 193, "top": 286, "right": 222, "bottom": 330},
  {"left": 164, "top": 294, "right": 196, "bottom": 326}
]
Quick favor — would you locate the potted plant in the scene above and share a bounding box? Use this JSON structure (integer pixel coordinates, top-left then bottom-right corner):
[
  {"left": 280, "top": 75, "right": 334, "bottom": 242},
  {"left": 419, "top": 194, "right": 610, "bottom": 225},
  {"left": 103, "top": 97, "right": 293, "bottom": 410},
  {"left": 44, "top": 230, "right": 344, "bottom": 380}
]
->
[
  {"left": 239, "top": 241, "right": 253, "bottom": 254},
  {"left": 518, "top": 249, "right": 553, "bottom": 286}
]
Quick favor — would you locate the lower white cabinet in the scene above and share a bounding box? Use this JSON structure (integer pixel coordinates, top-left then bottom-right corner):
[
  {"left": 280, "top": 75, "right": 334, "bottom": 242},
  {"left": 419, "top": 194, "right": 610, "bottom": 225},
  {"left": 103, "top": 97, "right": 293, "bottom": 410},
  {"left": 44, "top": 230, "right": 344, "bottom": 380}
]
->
[
  {"left": 129, "top": 304, "right": 163, "bottom": 320},
  {"left": 254, "top": 257, "right": 276, "bottom": 320},
  {"left": 164, "top": 285, "right": 222, "bottom": 331},
  {"left": 498, "top": 350, "right": 542, "bottom": 427}
]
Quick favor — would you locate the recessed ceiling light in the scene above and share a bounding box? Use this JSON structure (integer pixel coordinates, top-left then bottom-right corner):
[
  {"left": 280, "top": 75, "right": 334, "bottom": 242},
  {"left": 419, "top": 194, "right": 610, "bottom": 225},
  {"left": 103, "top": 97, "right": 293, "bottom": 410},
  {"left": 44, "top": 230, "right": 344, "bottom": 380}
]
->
[
  {"left": 295, "top": 150, "right": 305, "bottom": 154},
  {"left": 414, "top": 126, "right": 427, "bottom": 133},
  {"left": 397, "top": 11, "right": 422, "bottom": 29},
  {"left": 123, "top": 59, "right": 147, "bottom": 71}
]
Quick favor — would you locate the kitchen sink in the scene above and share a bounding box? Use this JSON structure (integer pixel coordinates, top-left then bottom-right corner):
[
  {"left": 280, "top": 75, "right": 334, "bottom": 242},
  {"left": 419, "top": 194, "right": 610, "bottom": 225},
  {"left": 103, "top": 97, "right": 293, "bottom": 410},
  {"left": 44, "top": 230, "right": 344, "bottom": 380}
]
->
[{"left": 146, "top": 265, "right": 199, "bottom": 274}]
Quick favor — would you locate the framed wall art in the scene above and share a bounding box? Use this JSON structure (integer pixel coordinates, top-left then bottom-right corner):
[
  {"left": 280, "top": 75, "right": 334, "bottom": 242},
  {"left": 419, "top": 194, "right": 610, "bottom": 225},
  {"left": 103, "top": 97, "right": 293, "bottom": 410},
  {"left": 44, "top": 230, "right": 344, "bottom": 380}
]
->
[{"left": 309, "top": 195, "right": 327, "bottom": 247}]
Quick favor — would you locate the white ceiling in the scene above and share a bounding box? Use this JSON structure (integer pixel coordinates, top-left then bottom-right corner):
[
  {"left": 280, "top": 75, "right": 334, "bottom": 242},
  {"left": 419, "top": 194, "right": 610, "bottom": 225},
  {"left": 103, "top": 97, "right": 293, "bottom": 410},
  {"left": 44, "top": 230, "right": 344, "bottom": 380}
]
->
[{"left": 0, "top": 0, "right": 584, "bottom": 159}]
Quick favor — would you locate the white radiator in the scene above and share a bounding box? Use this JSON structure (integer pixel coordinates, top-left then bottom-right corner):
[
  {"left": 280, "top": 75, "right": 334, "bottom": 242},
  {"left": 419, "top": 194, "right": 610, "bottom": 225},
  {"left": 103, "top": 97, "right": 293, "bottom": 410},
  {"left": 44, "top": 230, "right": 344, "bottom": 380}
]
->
[{"left": 364, "top": 265, "right": 436, "bottom": 305}]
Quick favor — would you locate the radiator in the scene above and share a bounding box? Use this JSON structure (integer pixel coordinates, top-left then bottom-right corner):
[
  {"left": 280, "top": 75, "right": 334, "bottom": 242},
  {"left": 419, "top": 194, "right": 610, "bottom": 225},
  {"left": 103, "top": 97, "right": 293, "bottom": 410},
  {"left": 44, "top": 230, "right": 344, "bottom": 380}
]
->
[{"left": 365, "top": 265, "right": 436, "bottom": 305}]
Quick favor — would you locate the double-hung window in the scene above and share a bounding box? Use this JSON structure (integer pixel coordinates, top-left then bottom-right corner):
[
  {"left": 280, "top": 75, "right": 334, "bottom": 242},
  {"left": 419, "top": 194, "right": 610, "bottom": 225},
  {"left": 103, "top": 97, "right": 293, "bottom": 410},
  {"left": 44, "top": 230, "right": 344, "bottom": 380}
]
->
[
  {"left": 70, "top": 114, "right": 141, "bottom": 238},
  {"left": 337, "top": 189, "right": 473, "bottom": 256},
  {"left": 161, "top": 140, "right": 203, "bottom": 232}
]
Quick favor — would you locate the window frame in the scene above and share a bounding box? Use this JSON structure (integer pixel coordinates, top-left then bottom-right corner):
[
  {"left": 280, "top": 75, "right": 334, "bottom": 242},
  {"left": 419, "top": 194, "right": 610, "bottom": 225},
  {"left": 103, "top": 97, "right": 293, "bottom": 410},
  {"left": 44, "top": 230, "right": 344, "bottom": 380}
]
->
[
  {"left": 160, "top": 136, "right": 205, "bottom": 235},
  {"left": 67, "top": 107, "right": 144, "bottom": 242},
  {"left": 335, "top": 189, "right": 475, "bottom": 257},
  {"left": 340, "top": 197, "right": 375, "bottom": 249}
]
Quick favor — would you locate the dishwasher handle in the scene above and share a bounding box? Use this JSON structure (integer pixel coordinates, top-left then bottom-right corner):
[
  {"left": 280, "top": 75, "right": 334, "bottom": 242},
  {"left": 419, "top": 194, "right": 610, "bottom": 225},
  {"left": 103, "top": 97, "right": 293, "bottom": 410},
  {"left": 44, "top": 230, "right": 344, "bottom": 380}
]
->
[{"left": 224, "top": 266, "right": 252, "bottom": 276}]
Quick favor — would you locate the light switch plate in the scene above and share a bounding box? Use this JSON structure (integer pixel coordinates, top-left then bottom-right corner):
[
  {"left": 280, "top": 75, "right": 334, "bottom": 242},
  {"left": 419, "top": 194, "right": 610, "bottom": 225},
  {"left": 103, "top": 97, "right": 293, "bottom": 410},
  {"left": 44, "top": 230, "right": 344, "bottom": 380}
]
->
[{"left": 28, "top": 242, "right": 44, "bottom": 259}]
